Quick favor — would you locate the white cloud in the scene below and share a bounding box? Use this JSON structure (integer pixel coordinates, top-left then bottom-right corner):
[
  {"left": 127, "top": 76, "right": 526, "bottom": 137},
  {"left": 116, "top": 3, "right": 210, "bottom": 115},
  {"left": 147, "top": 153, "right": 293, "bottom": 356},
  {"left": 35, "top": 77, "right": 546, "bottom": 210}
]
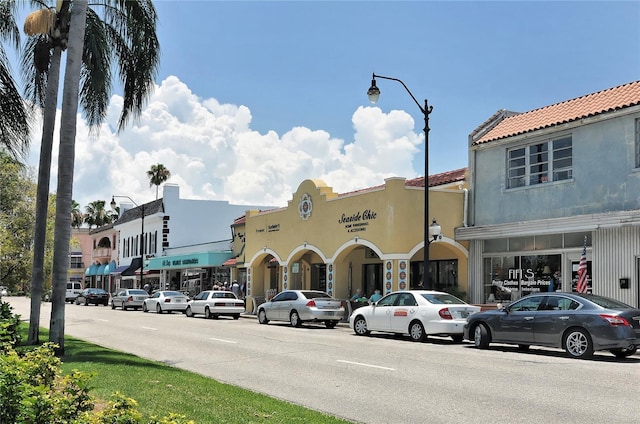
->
[{"left": 27, "top": 76, "right": 423, "bottom": 210}]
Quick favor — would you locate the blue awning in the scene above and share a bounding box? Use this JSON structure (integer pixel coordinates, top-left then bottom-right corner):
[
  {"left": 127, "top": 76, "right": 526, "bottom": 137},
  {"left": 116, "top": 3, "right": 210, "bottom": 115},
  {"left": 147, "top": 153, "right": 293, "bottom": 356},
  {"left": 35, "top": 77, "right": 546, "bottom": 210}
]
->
[
  {"left": 86, "top": 264, "right": 99, "bottom": 276},
  {"left": 104, "top": 261, "right": 117, "bottom": 275},
  {"left": 96, "top": 264, "right": 106, "bottom": 276},
  {"left": 111, "top": 265, "right": 130, "bottom": 275}
]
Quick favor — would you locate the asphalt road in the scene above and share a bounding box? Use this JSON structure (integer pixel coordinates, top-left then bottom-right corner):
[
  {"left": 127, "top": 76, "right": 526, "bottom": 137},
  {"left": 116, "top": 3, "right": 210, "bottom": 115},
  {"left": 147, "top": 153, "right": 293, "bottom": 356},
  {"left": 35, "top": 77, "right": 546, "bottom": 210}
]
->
[{"left": 7, "top": 297, "right": 640, "bottom": 424}]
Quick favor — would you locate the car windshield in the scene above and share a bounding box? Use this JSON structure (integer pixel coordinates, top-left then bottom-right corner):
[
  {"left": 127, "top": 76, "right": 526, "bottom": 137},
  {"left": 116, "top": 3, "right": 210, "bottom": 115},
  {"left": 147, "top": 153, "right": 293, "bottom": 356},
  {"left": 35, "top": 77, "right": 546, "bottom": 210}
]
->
[
  {"left": 129, "top": 290, "right": 148, "bottom": 295},
  {"left": 420, "top": 293, "right": 465, "bottom": 304},
  {"left": 212, "top": 292, "right": 237, "bottom": 299},
  {"left": 163, "top": 291, "right": 183, "bottom": 297},
  {"left": 579, "top": 294, "right": 634, "bottom": 310},
  {"left": 302, "top": 291, "right": 331, "bottom": 299}
]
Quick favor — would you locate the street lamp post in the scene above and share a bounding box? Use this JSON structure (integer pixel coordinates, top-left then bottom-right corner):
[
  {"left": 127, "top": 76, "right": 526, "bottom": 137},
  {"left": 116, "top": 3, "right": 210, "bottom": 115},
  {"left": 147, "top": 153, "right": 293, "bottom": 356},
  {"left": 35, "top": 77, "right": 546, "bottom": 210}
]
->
[
  {"left": 111, "top": 195, "right": 145, "bottom": 288},
  {"left": 367, "top": 73, "right": 437, "bottom": 289}
]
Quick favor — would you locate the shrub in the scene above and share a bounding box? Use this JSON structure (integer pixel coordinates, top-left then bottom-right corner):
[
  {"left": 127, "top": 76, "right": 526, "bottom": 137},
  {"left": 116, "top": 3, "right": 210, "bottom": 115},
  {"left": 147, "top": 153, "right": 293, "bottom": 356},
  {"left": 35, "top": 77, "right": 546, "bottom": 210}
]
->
[
  {"left": 0, "top": 343, "right": 94, "bottom": 423},
  {"left": 0, "top": 300, "right": 21, "bottom": 352}
]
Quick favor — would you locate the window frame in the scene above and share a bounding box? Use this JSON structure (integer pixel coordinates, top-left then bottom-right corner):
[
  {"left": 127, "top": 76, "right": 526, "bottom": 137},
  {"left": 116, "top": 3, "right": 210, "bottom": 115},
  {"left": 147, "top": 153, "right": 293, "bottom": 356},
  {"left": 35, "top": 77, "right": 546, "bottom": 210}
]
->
[{"left": 506, "top": 135, "right": 573, "bottom": 189}]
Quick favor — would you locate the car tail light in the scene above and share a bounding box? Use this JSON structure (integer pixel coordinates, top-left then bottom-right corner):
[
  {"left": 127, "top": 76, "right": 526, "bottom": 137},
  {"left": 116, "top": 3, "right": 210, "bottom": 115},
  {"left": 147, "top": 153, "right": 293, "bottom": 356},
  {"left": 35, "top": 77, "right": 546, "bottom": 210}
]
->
[
  {"left": 164, "top": 298, "right": 171, "bottom": 303},
  {"left": 306, "top": 300, "right": 316, "bottom": 307},
  {"left": 599, "top": 314, "right": 630, "bottom": 326},
  {"left": 438, "top": 308, "right": 453, "bottom": 320},
  {"left": 127, "top": 296, "right": 133, "bottom": 302}
]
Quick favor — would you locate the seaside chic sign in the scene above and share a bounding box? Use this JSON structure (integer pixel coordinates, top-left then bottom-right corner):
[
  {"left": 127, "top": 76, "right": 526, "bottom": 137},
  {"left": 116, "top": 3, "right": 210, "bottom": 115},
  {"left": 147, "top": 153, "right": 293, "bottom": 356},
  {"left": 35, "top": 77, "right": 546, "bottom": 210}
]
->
[{"left": 339, "top": 209, "right": 378, "bottom": 233}]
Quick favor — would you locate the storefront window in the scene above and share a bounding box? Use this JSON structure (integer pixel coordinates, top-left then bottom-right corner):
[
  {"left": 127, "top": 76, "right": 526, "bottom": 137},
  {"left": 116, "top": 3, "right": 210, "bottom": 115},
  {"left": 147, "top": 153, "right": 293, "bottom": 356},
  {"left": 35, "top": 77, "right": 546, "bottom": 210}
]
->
[{"left": 484, "top": 254, "right": 561, "bottom": 303}]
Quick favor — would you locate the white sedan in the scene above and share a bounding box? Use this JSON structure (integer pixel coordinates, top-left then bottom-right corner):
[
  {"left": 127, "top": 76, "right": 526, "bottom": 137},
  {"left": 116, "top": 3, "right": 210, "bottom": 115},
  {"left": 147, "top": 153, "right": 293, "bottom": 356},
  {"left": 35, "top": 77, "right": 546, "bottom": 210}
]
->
[
  {"left": 142, "top": 290, "right": 189, "bottom": 314},
  {"left": 185, "top": 290, "right": 245, "bottom": 319},
  {"left": 349, "top": 290, "right": 481, "bottom": 342}
]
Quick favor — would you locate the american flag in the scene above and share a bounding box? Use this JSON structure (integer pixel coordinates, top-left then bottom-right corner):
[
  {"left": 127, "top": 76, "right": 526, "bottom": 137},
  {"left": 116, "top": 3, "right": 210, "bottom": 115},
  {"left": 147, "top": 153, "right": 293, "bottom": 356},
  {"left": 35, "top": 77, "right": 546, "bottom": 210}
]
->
[{"left": 576, "top": 236, "right": 588, "bottom": 293}]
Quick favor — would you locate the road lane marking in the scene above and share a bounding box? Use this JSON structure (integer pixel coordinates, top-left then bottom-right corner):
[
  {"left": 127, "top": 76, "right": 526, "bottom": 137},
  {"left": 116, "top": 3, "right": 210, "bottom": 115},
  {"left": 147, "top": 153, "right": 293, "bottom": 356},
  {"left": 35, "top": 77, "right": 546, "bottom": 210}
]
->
[
  {"left": 97, "top": 319, "right": 109, "bottom": 322},
  {"left": 336, "top": 360, "right": 395, "bottom": 371},
  {"left": 209, "top": 337, "right": 238, "bottom": 344},
  {"left": 141, "top": 326, "right": 157, "bottom": 331}
]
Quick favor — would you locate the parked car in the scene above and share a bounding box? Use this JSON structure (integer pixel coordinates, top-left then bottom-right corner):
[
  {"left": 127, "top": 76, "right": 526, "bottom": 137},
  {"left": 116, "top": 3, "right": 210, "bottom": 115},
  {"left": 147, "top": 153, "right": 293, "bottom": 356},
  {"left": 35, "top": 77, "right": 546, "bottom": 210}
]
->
[
  {"left": 185, "top": 290, "right": 245, "bottom": 319},
  {"left": 66, "top": 282, "right": 83, "bottom": 303},
  {"left": 257, "top": 290, "right": 345, "bottom": 328},
  {"left": 75, "top": 288, "right": 110, "bottom": 306},
  {"left": 463, "top": 292, "right": 640, "bottom": 359},
  {"left": 111, "top": 289, "right": 149, "bottom": 311},
  {"left": 350, "top": 290, "right": 480, "bottom": 342},
  {"left": 143, "top": 290, "right": 190, "bottom": 314}
]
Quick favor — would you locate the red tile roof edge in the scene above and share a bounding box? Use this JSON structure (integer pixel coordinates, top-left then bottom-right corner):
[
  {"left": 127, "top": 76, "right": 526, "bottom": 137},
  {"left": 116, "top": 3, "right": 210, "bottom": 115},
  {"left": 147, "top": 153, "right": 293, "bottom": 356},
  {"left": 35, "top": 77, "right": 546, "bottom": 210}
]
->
[{"left": 474, "top": 80, "right": 640, "bottom": 145}]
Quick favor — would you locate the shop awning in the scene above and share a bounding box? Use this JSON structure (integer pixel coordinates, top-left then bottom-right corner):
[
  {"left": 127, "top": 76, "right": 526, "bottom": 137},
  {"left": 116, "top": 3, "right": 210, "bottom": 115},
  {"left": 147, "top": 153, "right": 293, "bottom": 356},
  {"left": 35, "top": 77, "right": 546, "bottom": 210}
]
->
[
  {"left": 96, "top": 264, "right": 106, "bottom": 276},
  {"left": 121, "top": 257, "right": 142, "bottom": 276},
  {"left": 222, "top": 257, "right": 237, "bottom": 266},
  {"left": 85, "top": 264, "right": 99, "bottom": 276},
  {"left": 103, "top": 261, "right": 117, "bottom": 275},
  {"left": 111, "top": 265, "right": 130, "bottom": 275}
]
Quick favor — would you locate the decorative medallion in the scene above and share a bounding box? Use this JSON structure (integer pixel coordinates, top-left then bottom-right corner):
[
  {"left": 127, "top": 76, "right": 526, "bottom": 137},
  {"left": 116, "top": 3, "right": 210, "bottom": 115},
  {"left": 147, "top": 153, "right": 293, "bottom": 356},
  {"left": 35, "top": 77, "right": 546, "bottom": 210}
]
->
[{"left": 298, "top": 193, "right": 313, "bottom": 220}]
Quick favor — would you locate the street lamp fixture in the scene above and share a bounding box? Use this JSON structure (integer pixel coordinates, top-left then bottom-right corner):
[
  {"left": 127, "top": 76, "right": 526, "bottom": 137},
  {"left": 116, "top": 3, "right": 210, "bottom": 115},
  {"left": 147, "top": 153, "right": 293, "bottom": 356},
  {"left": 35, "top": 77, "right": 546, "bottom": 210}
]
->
[
  {"left": 428, "top": 219, "right": 442, "bottom": 243},
  {"left": 111, "top": 195, "right": 146, "bottom": 288},
  {"left": 367, "top": 73, "right": 435, "bottom": 288}
]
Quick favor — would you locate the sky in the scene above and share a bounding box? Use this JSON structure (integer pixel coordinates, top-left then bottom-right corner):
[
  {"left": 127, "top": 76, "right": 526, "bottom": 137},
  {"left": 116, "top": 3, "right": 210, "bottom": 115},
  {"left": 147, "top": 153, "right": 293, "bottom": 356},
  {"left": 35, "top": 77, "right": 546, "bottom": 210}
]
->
[{"left": 17, "top": 0, "right": 640, "bottom": 210}]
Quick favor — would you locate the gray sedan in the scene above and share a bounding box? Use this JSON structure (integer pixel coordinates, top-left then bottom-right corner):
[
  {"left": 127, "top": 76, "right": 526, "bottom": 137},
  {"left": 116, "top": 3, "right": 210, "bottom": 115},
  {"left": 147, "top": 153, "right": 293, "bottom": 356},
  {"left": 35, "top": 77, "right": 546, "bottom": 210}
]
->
[
  {"left": 463, "top": 292, "right": 640, "bottom": 359},
  {"left": 257, "top": 290, "right": 345, "bottom": 328},
  {"left": 111, "top": 289, "right": 149, "bottom": 311}
]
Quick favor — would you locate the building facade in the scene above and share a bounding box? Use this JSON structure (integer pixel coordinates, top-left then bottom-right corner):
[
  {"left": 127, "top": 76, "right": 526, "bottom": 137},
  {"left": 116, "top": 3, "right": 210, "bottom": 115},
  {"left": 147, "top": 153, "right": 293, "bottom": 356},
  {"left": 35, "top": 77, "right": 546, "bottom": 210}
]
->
[
  {"left": 456, "top": 80, "right": 640, "bottom": 307},
  {"left": 237, "top": 171, "right": 470, "bottom": 312}
]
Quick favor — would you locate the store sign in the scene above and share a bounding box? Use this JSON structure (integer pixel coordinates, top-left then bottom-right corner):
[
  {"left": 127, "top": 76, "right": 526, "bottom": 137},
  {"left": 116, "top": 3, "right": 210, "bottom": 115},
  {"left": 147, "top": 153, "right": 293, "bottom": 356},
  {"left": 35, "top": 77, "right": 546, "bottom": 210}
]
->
[
  {"left": 162, "top": 257, "right": 199, "bottom": 267},
  {"left": 339, "top": 209, "right": 377, "bottom": 233},
  {"left": 492, "top": 268, "right": 553, "bottom": 293}
]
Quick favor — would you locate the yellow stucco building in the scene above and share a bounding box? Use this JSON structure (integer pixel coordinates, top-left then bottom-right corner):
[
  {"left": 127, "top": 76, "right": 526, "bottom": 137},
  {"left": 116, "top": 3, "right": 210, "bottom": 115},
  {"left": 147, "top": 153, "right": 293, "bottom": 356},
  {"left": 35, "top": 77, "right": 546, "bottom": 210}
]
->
[{"left": 230, "top": 169, "right": 470, "bottom": 312}]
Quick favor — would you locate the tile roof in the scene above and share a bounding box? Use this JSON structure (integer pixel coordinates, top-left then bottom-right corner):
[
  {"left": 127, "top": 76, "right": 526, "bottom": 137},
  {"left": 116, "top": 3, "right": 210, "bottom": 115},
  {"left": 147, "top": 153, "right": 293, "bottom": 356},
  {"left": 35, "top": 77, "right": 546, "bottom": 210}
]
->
[
  {"left": 339, "top": 167, "right": 468, "bottom": 197},
  {"left": 473, "top": 80, "right": 640, "bottom": 145},
  {"left": 113, "top": 198, "right": 164, "bottom": 225}
]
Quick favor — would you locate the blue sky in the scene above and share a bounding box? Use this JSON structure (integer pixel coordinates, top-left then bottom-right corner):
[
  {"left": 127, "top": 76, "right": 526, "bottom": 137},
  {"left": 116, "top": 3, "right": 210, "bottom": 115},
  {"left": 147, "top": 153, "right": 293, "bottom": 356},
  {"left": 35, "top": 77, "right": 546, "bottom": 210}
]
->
[{"left": 20, "top": 1, "right": 640, "bottom": 209}]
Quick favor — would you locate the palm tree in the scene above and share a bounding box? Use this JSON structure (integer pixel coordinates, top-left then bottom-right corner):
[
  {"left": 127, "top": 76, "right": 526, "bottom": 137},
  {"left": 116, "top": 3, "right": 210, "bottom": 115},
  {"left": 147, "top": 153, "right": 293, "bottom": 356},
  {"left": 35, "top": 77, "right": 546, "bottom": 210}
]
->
[
  {"left": 0, "top": 0, "right": 31, "bottom": 159},
  {"left": 147, "top": 163, "right": 171, "bottom": 199},
  {"left": 21, "top": 0, "right": 160, "bottom": 352},
  {"left": 84, "top": 200, "right": 112, "bottom": 229},
  {"left": 70, "top": 200, "right": 83, "bottom": 228}
]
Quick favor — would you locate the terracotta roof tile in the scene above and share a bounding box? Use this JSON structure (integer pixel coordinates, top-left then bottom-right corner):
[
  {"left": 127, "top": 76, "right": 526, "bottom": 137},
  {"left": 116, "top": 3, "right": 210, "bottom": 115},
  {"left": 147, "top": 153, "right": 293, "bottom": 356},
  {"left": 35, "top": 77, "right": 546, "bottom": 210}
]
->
[
  {"left": 338, "top": 167, "right": 468, "bottom": 196},
  {"left": 474, "top": 80, "right": 640, "bottom": 145}
]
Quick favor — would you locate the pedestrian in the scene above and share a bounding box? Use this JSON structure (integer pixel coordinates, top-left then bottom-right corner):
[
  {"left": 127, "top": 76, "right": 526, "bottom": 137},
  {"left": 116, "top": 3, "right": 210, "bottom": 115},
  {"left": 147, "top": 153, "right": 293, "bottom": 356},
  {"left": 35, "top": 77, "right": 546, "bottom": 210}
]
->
[
  {"left": 231, "top": 280, "right": 240, "bottom": 297},
  {"left": 369, "top": 289, "right": 382, "bottom": 303}
]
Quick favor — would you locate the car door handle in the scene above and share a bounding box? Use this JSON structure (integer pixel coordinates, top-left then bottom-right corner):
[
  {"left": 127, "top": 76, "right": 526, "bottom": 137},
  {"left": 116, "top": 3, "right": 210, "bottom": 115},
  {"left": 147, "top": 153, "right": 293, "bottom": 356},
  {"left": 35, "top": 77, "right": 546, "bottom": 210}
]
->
[
  {"left": 524, "top": 316, "right": 534, "bottom": 320},
  {"left": 558, "top": 316, "right": 570, "bottom": 320}
]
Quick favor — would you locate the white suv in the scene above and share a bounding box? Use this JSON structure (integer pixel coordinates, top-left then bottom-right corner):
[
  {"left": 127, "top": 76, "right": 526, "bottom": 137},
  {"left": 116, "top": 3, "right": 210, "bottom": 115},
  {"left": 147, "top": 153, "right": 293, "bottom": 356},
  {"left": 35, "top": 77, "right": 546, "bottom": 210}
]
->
[{"left": 66, "top": 282, "right": 83, "bottom": 303}]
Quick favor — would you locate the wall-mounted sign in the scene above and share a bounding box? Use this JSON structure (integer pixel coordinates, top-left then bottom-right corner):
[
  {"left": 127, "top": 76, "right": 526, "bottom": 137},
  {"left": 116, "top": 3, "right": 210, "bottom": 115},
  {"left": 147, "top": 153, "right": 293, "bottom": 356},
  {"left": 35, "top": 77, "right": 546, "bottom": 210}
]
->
[{"left": 339, "top": 209, "right": 377, "bottom": 233}]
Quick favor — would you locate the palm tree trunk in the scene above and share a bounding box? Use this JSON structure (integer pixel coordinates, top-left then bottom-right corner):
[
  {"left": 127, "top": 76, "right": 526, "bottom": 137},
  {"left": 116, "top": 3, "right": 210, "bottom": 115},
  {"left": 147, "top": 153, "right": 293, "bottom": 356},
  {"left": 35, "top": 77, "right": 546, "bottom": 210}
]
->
[
  {"left": 49, "top": 0, "right": 88, "bottom": 355},
  {"left": 28, "top": 45, "right": 62, "bottom": 345}
]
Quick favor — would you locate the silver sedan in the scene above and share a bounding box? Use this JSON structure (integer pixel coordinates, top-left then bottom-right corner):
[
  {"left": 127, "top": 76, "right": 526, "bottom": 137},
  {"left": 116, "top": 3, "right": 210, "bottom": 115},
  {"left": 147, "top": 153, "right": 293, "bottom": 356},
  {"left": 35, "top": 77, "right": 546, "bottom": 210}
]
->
[
  {"left": 257, "top": 290, "right": 345, "bottom": 328},
  {"left": 111, "top": 289, "right": 149, "bottom": 311},
  {"left": 142, "top": 290, "right": 189, "bottom": 314}
]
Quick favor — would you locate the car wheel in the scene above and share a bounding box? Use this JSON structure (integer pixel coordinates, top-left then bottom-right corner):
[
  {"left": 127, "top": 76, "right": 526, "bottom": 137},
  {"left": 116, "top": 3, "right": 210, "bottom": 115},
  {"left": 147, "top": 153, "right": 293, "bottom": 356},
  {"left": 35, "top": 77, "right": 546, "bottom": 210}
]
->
[
  {"left": 258, "top": 309, "right": 269, "bottom": 324},
  {"left": 564, "top": 328, "right": 593, "bottom": 359},
  {"left": 325, "top": 320, "right": 337, "bottom": 329},
  {"left": 111, "top": 302, "right": 115, "bottom": 310},
  {"left": 103, "top": 301, "right": 108, "bottom": 306},
  {"left": 212, "top": 314, "right": 220, "bottom": 320},
  {"left": 156, "top": 303, "right": 162, "bottom": 314},
  {"left": 123, "top": 303, "right": 128, "bottom": 311},
  {"left": 205, "top": 306, "right": 211, "bottom": 319},
  {"left": 409, "top": 320, "right": 426, "bottom": 342},
  {"left": 474, "top": 323, "right": 490, "bottom": 349},
  {"left": 451, "top": 334, "right": 464, "bottom": 343},
  {"left": 353, "top": 316, "right": 370, "bottom": 336},
  {"left": 610, "top": 346, "right": 637, "bottom": 358},
  {"left": 142, "top": 303, "right": 148, "bottom": 313},
  {"left": 517, "top": 344, "right": 530, "bottom": 351},
  {"left": 75, "top": 298, "right": 80, "bottom": 305},
  {"left": 233, "top": 314, "right": 240, "bottom": 320},
  {"left": 290, "top": 310, "right": 302, "bottom": 327},
  {"left": 84, "top": 299, "right": 88, "bottom": 306},
  {"left": 185, "top": 306, "right": 194, "bottom": 317}
]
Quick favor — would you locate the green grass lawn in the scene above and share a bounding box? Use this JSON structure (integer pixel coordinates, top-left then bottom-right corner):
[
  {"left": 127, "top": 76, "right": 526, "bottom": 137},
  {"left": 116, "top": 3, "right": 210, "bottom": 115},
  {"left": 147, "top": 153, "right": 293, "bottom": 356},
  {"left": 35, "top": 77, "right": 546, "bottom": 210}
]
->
[{"left": 19, "top": 326, "right": 351, "bottom": 423}]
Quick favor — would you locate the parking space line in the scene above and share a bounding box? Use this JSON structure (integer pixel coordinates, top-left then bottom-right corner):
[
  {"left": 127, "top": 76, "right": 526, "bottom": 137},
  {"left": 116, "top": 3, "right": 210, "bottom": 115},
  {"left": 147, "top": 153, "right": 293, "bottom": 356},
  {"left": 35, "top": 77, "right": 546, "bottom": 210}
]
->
[
  {"left": 209, "top": 337, "right": 238, "bottom": 344},
  {"left": 97, "top": 319, "right": 109, "bottom": 322},
  {"left": 337, "top": 360, "right": 395, "bottom": 371},
  {"left": 141, "top": 326, "right": 157, "bottom": 331}
]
